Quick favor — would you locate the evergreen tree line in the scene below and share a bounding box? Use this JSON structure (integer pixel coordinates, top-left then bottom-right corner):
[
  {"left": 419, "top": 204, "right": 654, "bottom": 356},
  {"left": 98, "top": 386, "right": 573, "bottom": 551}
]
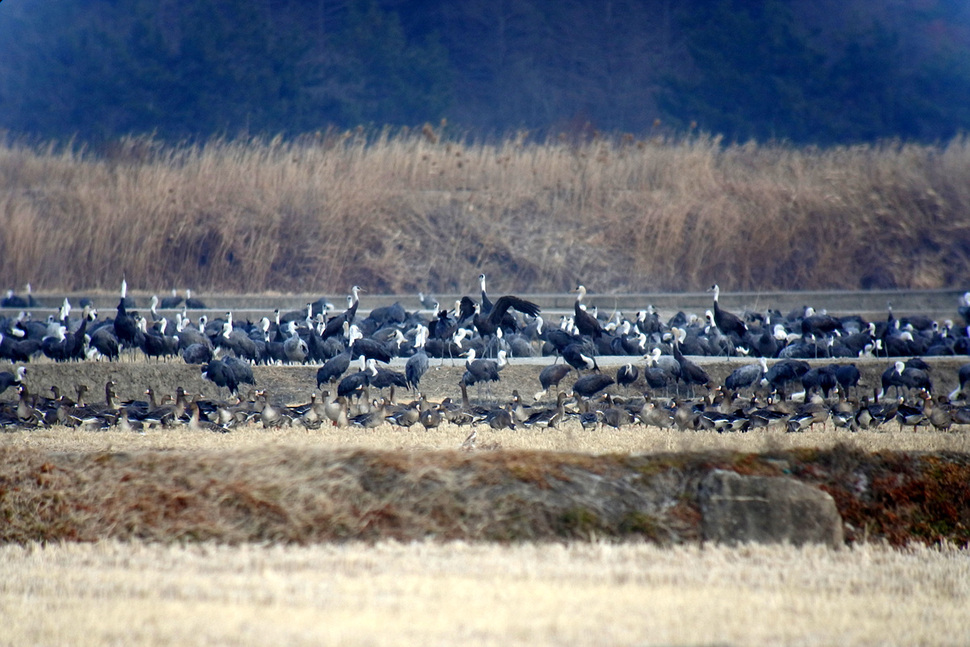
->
[{"left": 1, "top": 0, "right": 968, "bottom": 145}]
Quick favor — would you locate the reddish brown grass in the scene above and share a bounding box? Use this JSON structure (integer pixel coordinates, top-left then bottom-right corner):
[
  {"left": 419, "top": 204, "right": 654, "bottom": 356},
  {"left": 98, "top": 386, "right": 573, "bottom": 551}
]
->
[{"left": 2, "top": 443, "right": 968, "bottom": 547}]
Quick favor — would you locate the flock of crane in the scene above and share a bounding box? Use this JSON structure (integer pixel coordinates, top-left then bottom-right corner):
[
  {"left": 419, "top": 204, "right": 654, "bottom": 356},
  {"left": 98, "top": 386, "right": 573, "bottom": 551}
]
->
[{"left": 2, "top": 277, "right": 970, "bottom": 435}]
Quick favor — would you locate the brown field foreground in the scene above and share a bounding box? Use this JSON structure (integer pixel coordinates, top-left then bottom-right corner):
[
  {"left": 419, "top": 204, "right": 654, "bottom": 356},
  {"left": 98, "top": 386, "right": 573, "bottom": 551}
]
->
[
  {"left": 2, "top": 539, "right": 969, "bottom": 646},
  {"left": 2, "top": 132, "right": 970, "bottom": 292}
]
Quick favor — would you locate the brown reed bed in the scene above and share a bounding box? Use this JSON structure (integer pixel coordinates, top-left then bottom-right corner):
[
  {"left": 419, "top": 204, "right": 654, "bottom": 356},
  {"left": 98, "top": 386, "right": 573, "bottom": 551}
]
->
[{"left": 2, "top": 130, "right": 969, "bottom": 293}]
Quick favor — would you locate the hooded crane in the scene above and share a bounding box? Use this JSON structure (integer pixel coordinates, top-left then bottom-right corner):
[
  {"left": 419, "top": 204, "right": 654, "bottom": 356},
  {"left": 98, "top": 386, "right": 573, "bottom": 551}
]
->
[
  {"left": 616, "top": 363, "right": 639, "bottom": 388},
  {"left": 471, "top": 295, "right": 541, "bottom": 339},
  {"left": 572, "top": 285, "right": 603, "bottom": 339},
  {"left": 534, "top": 363, "right": 573, "bottom": 401},
  {"left": 202, "top": 359, "right": 239, "bottom": 395},
  {"left": 282, "top": 321, "right": 309, "bottom": 364},
  {"left": 160, "top": 289, "right": 183, "bottom": 309},
  {"left": 322, "top": 286, "right": 362, "bottom": 340},
  {"left": 347, "top": 324, "right": 394, "bottom": 363},
  {"left": 183, "top": 289, "right": 208, "bottom": 309},
  {"left": 461, "top": 348, "right": 506, "bottom": 385},
  {"left": 724, "top": 357, "right": 768, "bottom": 393},
  {"left": 405, "top": 325, "right": 430, "bottom": 391},
  {"left": 643, "top": 348, "right": 682, "bottom": 390},
  {"left": 765, "top": 359, "right": 810, "bottom": 399},
  {"left": 571, "top": 372, "right": 615, "bottom": 399},
  {"left": 461, "top": 348, "right": 507, "bottom": 401},
  {"left": 113, "top": 278, "right": 140, "bottom": 348},
  {"left": 478, "top": 273, "right": 494, "bottom": 314},
  {"left": 709, "top": 284, "right": 747, "bottom": 341},
  {"left": 671, "top": 327, "right": 711, "bottom": 395},
  {"left": 337, "top": 355, "right": 378, "bottom": 401},
  {"left": 317, "top": 350, "right": 352, "bottom": 389}
]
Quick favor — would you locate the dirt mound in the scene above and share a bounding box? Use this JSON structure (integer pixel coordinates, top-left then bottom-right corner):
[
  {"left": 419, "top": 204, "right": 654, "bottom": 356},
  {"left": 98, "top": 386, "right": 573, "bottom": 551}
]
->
[{"left": 2, "top": 444, "right": 968, "bottom": 546}]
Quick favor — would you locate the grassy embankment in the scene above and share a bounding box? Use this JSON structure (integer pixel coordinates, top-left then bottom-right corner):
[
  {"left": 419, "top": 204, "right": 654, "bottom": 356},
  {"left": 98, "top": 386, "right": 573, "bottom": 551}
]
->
[
  {"left": 2, "top": 433, "right": 969, "bottom": 547},
  {"left": 1, "top": 130, "right": 969, "bottom": 293}
]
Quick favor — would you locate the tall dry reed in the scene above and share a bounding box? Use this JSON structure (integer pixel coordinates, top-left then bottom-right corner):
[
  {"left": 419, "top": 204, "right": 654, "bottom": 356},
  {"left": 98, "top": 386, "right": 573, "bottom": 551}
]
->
[{"left": 2, "top": 131, "right": 969, "bottom": 293}]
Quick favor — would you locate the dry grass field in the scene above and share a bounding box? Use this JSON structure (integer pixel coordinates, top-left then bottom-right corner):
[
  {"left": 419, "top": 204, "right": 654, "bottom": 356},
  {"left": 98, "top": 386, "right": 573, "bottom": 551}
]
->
[
  {"left": 2, "top": 539, "right": 969, "bottom": 646},
  {"left": 2, "top": 132, "right": 970, "bottom": 293}
]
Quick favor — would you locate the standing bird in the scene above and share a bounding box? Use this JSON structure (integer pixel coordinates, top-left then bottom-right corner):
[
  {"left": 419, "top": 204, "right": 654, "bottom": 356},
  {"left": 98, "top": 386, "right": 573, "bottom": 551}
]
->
[
  {"left": 478, "top": 273, "right": 494, "bottom": 314},
  {"left": 184, "top": 289, "right": 208, "bottom": 309},
  {"left": 418, "top": 291, "right": 438, "bottom": 311},
  {"left": 160, "top": 289, "right": 183, "bottom": 310},
  {"left": 405, "top": 325, "right": 430, "bottom": 392},
  {"left": 881, "top": 360, "right": 932, "bottom": 400},
  {"left": 113, "top": 278, "right": 140, "bottom": 348},
  {"left": 572, "top": 285, "right": 603, "bottom": 339},
  {"left": 282, "top": 321, "right": 309, "bottom": 364},
  {"left": 88, "top": 326, "right": 120, "bottom": 361},
  {"left": 1, "top": 288, "right": 29, "bottom": 309},
  {"left": 485, "top": 403, "right": 516, "bottom": 430},
  {"left": 317, "top": 351, "right": 352, "bottom": 389},
  {"left": 671, "top": 327, "right": 711, "bottom": 395},
  {"left": 0, "top": 330, "right": 39, "bottom": 363},
  {"left": 724, "top": 357, "right": 767, "bottom": 393},
  {"left": 41, "top": 325, "right": 72, "bottom": 362},
  {"left": 322, "top": 286, "right": 362, "bottom": 340},
  {"left": 765, "top": 359, "right": 810, "bottom": 399},
  {"left": 419, "top": 402, "right": 443, "bottom": 430},
  {"left": 461, "top": 348, "right": 506, "bottom": 389},
  {"left": 562, "top": 341, "right": 598, "bottom": 373},
  {"left": 337, "top": 355, "right": 377, "bottom": 401},
  {"left": 348, "top": 324, "right": 393, "bottom": 363},
  {"left": 370, "top": 362, "right": 409, "bottom": 399},
  {"left": 224, "top": 356, "right": 256, "bottom": 391},
  {"left": 642, "top": 351, "right": 677, "bottom": 395},
  {"left": 800, "top": 364, "right": 839, "bottom": 398},
  {"left": 834, "top": 363, "right": 862, "bottom": 396},
  {"left": 571, "top": 373, "right": 615, "bottom": 399},
  {"left": 182, "top": 343, "right": 213, "bottom": 365},
  {"left": 202, "top": 359, "right": 238, "bottom": 395},
  {"left": 616, "top": 363, "right": 639, "bottom": 388},
  {"left": 709, "top": 284, "right": 747, "bottom": 341},
  {"left": 534, "top": 363, "right": 573, "bottom": 400}
]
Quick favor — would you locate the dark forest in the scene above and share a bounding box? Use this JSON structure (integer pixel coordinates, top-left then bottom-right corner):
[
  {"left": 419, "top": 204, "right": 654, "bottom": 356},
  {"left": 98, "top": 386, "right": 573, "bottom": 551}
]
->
[{"left": 2, "top": 0, "right": 969, "bottom": 145}]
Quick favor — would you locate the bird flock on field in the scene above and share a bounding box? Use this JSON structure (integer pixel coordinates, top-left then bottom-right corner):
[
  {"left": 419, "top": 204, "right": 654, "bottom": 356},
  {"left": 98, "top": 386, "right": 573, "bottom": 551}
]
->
[{"left": 2, "top": 278, "right": 970, "bottom": 438}]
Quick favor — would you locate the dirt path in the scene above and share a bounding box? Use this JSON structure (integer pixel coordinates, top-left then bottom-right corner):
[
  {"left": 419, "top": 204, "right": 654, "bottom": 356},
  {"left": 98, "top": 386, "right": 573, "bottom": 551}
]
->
[{"left": 4, "top": 356, "right": 967, "bottom": 407}]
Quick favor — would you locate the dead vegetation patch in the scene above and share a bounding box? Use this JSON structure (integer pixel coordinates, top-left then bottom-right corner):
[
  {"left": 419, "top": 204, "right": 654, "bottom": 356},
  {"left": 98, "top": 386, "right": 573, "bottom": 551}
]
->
[{"left": 2, "top": 443, "right": 968, "bottom": 547}]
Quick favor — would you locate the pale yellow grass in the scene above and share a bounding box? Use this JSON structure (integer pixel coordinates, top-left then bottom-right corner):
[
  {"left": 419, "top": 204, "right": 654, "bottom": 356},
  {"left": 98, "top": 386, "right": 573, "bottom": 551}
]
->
[
  {"left": 2, "top": 540, "right": 968, "bottom": 646},
  {"left": 5, "top": 421, "right": 970, "bottom": 456},
  {"left": 3, "top": 133, "right": 970, "bottom": 292}
]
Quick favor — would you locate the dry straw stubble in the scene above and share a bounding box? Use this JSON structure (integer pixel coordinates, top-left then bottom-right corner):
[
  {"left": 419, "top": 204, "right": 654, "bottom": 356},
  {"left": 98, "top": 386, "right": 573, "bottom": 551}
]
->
[{"left": 1, "top": 540, "right": 968, "bottom": 646}]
